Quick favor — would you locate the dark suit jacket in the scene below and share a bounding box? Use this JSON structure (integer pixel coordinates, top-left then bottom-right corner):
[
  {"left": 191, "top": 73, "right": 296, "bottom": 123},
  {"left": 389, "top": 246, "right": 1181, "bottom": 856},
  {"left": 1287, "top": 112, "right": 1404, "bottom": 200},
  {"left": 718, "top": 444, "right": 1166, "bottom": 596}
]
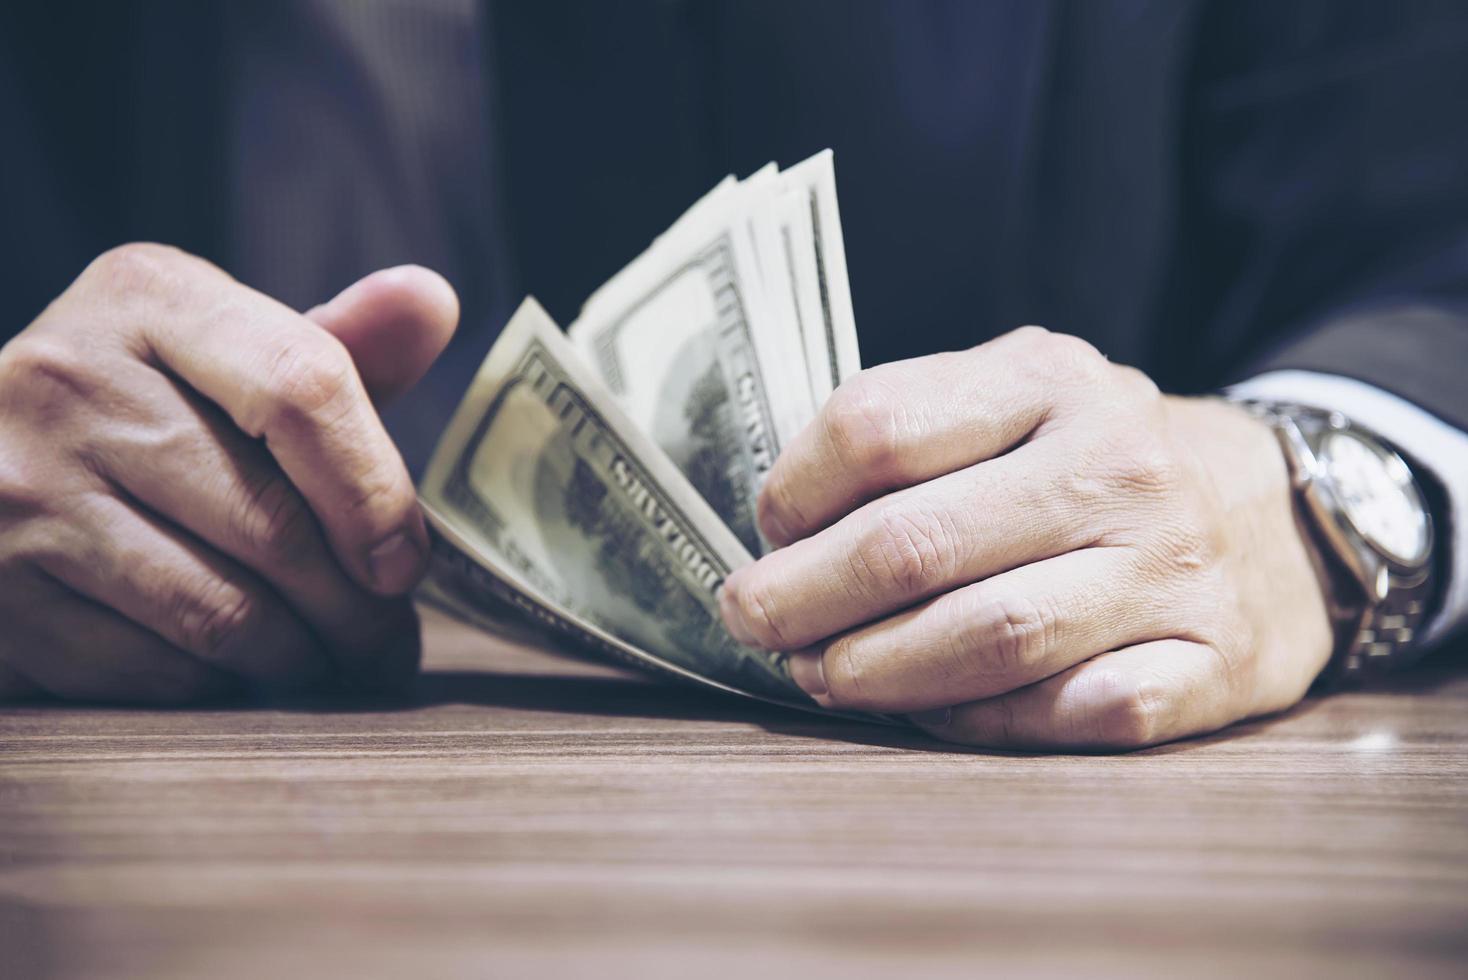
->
[{"left": 4, "top": 0, "right": 1467, "bottom": 435}]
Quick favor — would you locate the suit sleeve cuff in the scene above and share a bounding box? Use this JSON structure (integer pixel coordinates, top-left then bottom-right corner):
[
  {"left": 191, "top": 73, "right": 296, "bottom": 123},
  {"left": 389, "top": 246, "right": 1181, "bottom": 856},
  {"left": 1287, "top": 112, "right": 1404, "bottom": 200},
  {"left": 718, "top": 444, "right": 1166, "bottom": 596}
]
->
[{"left": 1242, "top": 305, "right": 1468, "bottom": 434}]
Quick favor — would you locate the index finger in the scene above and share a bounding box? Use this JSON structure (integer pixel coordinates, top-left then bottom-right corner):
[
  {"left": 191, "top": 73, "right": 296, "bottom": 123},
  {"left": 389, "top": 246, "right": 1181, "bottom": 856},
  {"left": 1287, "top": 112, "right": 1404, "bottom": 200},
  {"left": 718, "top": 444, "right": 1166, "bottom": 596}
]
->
[
  {"left": 100, "top": 244, "right": 427, "bottom": 596},
  {"left": 758, "top": 327, "right": 1095, "bottom": 547}
]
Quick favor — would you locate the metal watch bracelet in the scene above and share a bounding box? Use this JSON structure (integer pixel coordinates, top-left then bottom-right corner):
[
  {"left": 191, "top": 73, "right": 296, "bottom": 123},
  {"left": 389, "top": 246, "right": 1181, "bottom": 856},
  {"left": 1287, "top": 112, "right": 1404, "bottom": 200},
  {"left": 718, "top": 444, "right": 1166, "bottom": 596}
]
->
[{"left": 1227, "top": 398, "right": 1436, "bottom": 683}]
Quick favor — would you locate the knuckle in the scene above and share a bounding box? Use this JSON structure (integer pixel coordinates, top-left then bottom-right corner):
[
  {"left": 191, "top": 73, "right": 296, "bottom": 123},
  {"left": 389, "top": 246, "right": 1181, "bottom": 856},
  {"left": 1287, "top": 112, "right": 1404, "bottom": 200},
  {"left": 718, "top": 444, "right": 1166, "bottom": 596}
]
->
[
  {"left": 1043, "top": 333, "right": 1107, "bottom": 383},
  {"left": 821, "top": 637, "right": 875, "bottom": 707},
  {"left": 984, "top": 695, "right": 1021, "bottom": 746},
  {"left": 1204, "top": 636, "right": 1252, "bottom": 705},
  {"left": 1129, "top": 503, "right": 1217, "bottom": 579},
  {"left": 757, "top": 472, "right": 809, "bottom": 543},
  {"left": 83, "top": 242, "right": 185, "bottom": 296},
  {"left": 732, "top": 573, "right": 789, "bottom": 649},
  {"left": 957, "top": 592, "right": 1059, "bottom": 680},
  {"left": 253, "top": 338, "right": 357, "bottom": 437},
  {"left": 1098, "top": 429, "right": 1181, "bottom": 499},
  {"left": 0, "top": 335, "right": 100, "bottom": 411},
  {"left": 237, "top": 471, "right": 319, "bottom": 567},
  {"left": 822, "top": 372, "right": 904, "bottom": 482},
  {"left": 176, "top": 581, "right": 265, "bottom": 664},
  {"left": 1114, "top": 364, "right": 1161, "bottom": 401},
  {"left": 1160, "top": 520, "right": 1215, "bottom": 576},
  {"left": 1086, "top": 670, "right": 1167, "bottom": 749},
  {"left": 1005, "top": 324, "right": 1053, "bottom": 347},
  {"left": 5, "top": 506, "right": 82, "bottom": 571},
  {"left": 0, "top": 451, "right": 49, "bottom": 520},
  {"left": 938, "top": 695, "right": 1021, "bottom": 747},
  {"left": 340, "top": 466, "right": 413, "bottom": 529},
  {"left": 855, "top": 503, "right": 957, "bottom": 597}
]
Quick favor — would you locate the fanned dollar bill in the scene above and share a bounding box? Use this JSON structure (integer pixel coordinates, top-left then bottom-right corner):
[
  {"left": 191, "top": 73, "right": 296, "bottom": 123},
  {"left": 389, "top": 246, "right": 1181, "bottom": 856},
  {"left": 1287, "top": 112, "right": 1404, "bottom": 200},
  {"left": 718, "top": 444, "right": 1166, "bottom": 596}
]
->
[
  {"left": 421, "top": 298, "right": 806, "bottom": 705},
  {"left": 419, "top": 150, "right": 883, "bottom": 722},
  {"left": 568, "top": 179, "right": 811, "bottom": 556},
  {"left": 567, "top": 152, "right": 860, "bottom": 556},
  {"left": 779, "top": 149, "right": 861, "bottom": 401}
]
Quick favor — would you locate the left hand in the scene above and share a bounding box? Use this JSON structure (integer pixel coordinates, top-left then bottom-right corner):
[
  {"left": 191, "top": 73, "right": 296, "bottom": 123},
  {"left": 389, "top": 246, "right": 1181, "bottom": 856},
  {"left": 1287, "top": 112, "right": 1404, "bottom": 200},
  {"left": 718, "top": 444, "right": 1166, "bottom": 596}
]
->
[{"left": 718, "top": 327, "right": 1335, "bottom": 750}]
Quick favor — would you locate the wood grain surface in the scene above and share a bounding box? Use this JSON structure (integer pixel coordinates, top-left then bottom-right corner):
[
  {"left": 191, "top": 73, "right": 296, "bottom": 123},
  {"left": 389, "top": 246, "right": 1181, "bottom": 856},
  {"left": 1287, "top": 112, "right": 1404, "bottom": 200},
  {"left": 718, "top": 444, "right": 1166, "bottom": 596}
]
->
[{"left": 2, "top": 608, "right": 1466, "bottom": 979}]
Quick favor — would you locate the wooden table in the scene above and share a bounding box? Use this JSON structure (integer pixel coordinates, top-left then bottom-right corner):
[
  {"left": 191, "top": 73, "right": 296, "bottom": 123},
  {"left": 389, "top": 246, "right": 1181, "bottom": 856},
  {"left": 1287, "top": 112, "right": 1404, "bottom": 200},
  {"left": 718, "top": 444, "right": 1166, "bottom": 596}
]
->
[{"left": 3, "top": 609, "right": 1466, "bottom": 979}]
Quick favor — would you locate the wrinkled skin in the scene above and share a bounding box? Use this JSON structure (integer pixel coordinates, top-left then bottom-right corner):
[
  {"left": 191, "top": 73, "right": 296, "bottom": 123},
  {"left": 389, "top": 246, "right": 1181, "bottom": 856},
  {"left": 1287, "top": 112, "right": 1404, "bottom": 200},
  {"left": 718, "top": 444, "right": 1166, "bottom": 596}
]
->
[
  {"left": 0, "top": 244, "right": 458, "bottom": 702},
  {"left": 720, "top": 327, "right": 1334, "bottom": 750}
]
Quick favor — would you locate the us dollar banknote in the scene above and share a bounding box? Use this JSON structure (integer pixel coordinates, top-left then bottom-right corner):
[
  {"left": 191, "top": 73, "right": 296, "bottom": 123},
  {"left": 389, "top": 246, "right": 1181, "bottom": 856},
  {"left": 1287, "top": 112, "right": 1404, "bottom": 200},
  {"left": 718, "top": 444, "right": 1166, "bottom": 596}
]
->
[
  {"left": 567, "top": 177, "right": 815, "bottom": 556},
  {"left": 779, "top": 149, "right": 861, "bottom": 402},
  {"left": 419, "top": 298, "right": 806, "bottom": 705}
]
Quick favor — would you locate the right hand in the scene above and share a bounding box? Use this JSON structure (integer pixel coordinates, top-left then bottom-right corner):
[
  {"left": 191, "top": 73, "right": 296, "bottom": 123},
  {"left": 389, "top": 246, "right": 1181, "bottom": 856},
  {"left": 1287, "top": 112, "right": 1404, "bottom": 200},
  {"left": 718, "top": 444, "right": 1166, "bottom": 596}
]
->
[{"left": 0, "top": 243, "right": 459, "bottom": 702}]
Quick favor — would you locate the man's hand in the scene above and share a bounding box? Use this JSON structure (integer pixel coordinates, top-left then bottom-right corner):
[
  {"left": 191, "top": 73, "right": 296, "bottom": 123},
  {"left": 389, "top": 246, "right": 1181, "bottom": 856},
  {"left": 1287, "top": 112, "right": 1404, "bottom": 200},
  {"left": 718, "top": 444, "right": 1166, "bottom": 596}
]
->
[
  {"left": 0, "top": 244, "right": 458, "bottom": 702},
  {"left": 718, "top": 327, "right": 1335, "bottom": 750}
]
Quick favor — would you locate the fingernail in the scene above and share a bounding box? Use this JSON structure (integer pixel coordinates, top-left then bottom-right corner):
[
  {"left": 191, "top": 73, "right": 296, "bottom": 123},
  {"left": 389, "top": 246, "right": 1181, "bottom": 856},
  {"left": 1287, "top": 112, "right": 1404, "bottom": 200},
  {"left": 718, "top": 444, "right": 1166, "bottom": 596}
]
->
[
  {"left": 368, "top": 529, "right": 424, "bottom": 594},
  {"left": 761, "top": 509, "right": 793, "bottom": 548},
  {"left": 909, "top": 706, "right": 952, "bottom": 729},
  {"left": 787, "top": 649, "right": 829, "bottom": 701},
  {"left": 718, "top": 577, "right": 758, "bottom": 646}
]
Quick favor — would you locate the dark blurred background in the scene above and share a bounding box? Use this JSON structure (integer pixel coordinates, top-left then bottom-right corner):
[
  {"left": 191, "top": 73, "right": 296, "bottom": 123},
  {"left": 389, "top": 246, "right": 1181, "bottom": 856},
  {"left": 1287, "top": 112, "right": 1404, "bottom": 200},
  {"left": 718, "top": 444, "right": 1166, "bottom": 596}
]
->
[{"left": 3, "top": 0, "right": 1467, "bottom": 472}]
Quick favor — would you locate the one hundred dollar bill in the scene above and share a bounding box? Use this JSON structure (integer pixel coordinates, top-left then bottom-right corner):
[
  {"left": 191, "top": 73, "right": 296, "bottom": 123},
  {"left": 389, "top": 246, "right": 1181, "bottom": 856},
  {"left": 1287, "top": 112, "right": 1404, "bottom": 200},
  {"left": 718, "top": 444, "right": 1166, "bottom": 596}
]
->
[
  {"left": 418, "top": 152, "right": 890, "bottom": 724},
  {"left": 779, "top": 149, "right": 861, "bottom": 400},
  {"left": 420, "top": 298, "right": 807, "bottom": 705},
  {"left": 567, "top": 176, "right": 814, "bottom": 556}
]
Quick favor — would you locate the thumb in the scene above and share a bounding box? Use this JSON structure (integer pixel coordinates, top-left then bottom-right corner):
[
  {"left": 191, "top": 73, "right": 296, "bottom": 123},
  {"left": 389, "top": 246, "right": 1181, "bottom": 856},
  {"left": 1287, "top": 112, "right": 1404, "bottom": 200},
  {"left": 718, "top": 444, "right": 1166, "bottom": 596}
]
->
[{"left": 305, "top": 265, "right": 460, "bottom": 405}]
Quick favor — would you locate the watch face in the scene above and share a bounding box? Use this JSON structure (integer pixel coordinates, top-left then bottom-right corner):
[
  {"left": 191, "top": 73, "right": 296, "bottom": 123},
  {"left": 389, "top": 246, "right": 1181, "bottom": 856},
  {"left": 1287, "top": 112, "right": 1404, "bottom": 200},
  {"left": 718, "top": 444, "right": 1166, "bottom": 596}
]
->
[{"left": 1320, "top": 430, "right": 1430, "bottom": 566}]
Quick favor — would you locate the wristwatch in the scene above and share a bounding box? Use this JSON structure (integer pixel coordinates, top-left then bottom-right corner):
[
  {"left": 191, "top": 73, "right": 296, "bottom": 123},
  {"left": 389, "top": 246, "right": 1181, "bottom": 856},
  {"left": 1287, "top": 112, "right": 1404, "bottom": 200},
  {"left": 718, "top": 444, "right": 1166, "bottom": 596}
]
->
[{"left": 1231, "top": 399, "right": 1437, "bottom": 682}]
